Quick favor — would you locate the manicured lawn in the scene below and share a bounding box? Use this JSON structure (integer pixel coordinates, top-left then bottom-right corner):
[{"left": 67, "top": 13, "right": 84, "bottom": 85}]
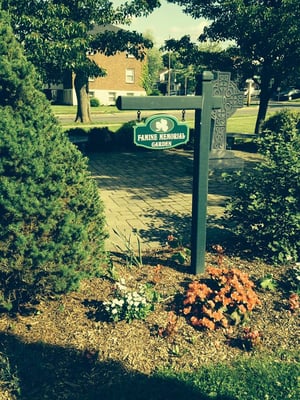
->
[
  {"left": 52, "top": 104, "right": 276, "bottom": 135},
  {"left": 51, "top": 104, "right": 118, "bottom": 114}
]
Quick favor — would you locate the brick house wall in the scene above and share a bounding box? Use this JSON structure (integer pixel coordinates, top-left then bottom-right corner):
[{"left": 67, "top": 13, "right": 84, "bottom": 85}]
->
[
  {"left": 48, "top": 25, "right": 148, "bottom": 106},
  {"left": 55, "top": 50, "right": 147, "bottom": 106},
  {"left": 87, "top": 51, "right": 147, "bottom": 105}
]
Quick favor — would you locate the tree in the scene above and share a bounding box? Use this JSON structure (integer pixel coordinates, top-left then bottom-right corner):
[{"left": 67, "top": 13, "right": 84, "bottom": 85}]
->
[
  {"left": 141, "top": 31, "right": 164, "bottom": 94},
  {"left": 167, "top": 0, "right": 300, "bottom": 133},
  {"left": 162, "top": 36, "right": 234, "bottom": 95},
  {"left": 2, "top": 0, "right": 158, "bottom": 123},
  {"left": 0, "top": 7, "right": 107, "bottom": 310}
]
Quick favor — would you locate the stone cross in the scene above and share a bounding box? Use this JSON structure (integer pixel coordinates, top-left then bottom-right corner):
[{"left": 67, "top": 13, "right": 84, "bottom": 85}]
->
[{"left": 210, "top": 71, "right": 244, "bottom": 152}]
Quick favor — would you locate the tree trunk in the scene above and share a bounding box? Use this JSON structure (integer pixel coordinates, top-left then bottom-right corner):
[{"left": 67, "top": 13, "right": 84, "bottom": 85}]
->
[
  {"left": 254, "top": 69, "right": 272, "bottom": 134},
  {"left": 255, "top": 92, "right": 269, "bottom": 134},
  {"left": 74, "top": 72, "right": 91, "bottom": 123}
]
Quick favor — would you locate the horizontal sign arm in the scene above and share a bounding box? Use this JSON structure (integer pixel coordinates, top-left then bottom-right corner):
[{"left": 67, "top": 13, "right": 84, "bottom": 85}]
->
[{"left": 116, "top": 95, "right": 222, "bottom": 111}]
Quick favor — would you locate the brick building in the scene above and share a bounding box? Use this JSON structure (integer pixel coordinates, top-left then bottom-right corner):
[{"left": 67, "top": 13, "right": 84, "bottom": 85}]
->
[
  {"left": 87, "top": 50, "right": 146, "bottom": 105},
  {"left": 51, "top": 25, "right": 147, "bottom": 106}
]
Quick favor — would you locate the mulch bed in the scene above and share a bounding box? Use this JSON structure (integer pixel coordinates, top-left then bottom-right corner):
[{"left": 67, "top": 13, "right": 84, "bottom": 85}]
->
[{"left": 0, "top": 249, "right": 299, "bottom": 399}]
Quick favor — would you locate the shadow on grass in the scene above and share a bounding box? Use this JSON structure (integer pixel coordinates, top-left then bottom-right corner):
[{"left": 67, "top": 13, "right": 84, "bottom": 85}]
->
[{"left": 0, "top": 332, "right": 236, "bottom": 400}]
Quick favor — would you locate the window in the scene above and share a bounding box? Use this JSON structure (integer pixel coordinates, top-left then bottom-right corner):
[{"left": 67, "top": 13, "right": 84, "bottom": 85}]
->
[
  {"left": 108, "top": 92, "right": 116, "bottom": 103},
  {"left": 125, "top": 68, "right": 135, "bottom": 83}
]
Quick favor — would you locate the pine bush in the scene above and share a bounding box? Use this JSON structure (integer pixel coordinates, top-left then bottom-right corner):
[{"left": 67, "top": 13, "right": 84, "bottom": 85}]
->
[{"left": 0, "top": 9, "right": 107, "bottom": 311}]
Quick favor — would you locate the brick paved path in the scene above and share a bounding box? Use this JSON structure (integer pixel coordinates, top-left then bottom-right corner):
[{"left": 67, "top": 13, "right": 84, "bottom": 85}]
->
[{"left": 88, "top": 149, "right": 259, "bottom": 253}]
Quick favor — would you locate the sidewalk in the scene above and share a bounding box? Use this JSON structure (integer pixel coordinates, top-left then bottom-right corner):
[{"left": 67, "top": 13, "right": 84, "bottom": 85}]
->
[{"left": 88, "top": 149, "right": 260, "bottom": 253}]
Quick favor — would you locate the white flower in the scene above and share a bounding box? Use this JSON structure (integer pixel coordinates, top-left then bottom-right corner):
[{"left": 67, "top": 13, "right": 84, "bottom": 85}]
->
[{"left": 116, "top": 299, "right": 124, "bottom": 307}]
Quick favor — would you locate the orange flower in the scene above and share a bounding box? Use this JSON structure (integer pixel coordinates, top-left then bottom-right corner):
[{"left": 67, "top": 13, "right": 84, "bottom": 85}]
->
[
  {"left": 190, "top": 316, "right": 201, "bottom": 326},
  {"left": 238, "top": 304, "right": 247, "bottom": 314},
  {"left": 200, "top": 317, "right": 215, "bottom": 330},
  {"left": 183, "top": 293, "right": 196, "bottom": 305},
  {"left": 220, "top": 318, "right": 229, "bottom": 328},
  {"left": 202, "top": 305, "right": 214, "bottom": 318},
  {"left": 198, "top": 285, "right": 213, "bottom": 299},
  {"left": 231, "top": 291, "right": 244, "bottom": 302},
  {"left": 207, "top": 300, "right": 216, "bottom": 308},
  {"left": 183, "top": 306, "right": 192, "bottom": 315},
  {"left": 289, "top": 293, "right": 299, "bottom": 312},
  {"left": 211, "top": 310, "right": 224, "bottom": 322}
]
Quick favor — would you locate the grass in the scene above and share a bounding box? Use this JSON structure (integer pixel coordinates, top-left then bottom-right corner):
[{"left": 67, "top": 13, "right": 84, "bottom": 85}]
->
[
  {"left": 157, "top": 353, "right": 300, "bottom": 400},
  {"left": 52, "top": 104, "right": 277, "bottom": 135},
  {"left": 51, "top": 104, "right": 118, "bottom": 114},
  {"left": 1, "top": 338, "right": 298, "bottom": 399}
]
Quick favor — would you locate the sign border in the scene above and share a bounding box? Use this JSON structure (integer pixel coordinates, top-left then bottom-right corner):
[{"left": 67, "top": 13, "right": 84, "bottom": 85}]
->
[{"left": 133, "top": 114, "right": 190, "bottom": 150}]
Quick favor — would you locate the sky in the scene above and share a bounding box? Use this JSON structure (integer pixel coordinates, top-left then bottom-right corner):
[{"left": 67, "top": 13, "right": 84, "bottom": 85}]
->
[{"left": 112, "top": 0, "right": 208, "bottom": 47}]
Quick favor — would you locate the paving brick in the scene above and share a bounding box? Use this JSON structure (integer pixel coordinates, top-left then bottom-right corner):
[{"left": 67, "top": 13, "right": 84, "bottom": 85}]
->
[{"left": 88, "top": 150, "right": 258, "bottom": 252}]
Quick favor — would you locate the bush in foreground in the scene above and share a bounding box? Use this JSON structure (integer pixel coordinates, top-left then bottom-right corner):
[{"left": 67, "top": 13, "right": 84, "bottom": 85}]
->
[
  {"left": 0, "top": 9, "right": 107, "bottom": 311},
  {"left": 224, "top": 110, "right": 300, "bottom": 263},
  {"left": 183, "top": 266, "right": 261, "bottom": 329}
]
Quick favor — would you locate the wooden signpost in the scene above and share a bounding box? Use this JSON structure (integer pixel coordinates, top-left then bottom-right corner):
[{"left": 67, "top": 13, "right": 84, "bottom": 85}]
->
[{"left": 116, "top": 71, "right": 240, "bottom": 274}]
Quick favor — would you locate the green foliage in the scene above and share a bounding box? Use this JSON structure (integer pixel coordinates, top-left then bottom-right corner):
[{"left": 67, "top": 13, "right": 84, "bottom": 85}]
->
[
  {"left": 64, "top": 127, "right": 88, "bottom": 137},
  {"left": 167, "top": 0, "right": 300, "bottom": 130},
  {"left": 87, "top": 127, "right": 114, "bottom": 151},
  {"left": 261, "top": 109, "right": 300, "bottom": 144},
  {"left": 0, "top": 351, "right": 20, "bottom": 399},
  {"left": 258, "top": 274, "right": 278, "bottom": 292},
  {"left": 90, "top": 97, "right": 100, "bottom": 107},
  {"left": 0, "top": 10, "right": 107, "bottom": 311},
  {"left": 159, "top": 355, "right": 300, "bottom": 400},
  {"left": 114, "top": 120, "right": 140, "bottom": 151},
  {"left": 113, "top": 228, "right": 143, "bottom": 268},
  {"left": 3, "top": 1, "right": 155, "bottom": 123},
  {"left": 66, "top": 122, "right": 147, "bottom": 152},
  {"left": 285, "top": 263, "right": 300, "bottom": 295},
  {"left": 224, "top": 110, "right": 300, "bottom": 263}
]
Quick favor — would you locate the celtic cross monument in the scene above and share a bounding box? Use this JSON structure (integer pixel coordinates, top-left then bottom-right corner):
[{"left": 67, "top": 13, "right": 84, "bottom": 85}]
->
[{"left": 209, "top": 71, "right": 244, "bottom": 167}]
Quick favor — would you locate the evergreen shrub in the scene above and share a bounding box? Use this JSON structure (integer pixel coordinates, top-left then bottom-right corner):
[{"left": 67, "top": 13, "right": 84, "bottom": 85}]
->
[
  {"left": 87, "top": 127, "right": 114, "bottom": 151},
  {"left": 224, "top": 110, "right": 300, "bottom": 263},
  {"left": 0, "top": 9, "right": 107, "bottom": 311},
  {"left": 114, "top": 120, "right": 142, "bottom": 151},
  {"left": 64, "top": 127, "right": 88, "bottom": 137},
  {"left": 90, "top": 97, "right": 100, "bottom": 107}
]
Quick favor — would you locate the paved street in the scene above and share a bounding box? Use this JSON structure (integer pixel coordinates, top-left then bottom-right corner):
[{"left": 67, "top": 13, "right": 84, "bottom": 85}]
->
[{"left": 58, "top": 101, "right": 300, "bottom": 125}]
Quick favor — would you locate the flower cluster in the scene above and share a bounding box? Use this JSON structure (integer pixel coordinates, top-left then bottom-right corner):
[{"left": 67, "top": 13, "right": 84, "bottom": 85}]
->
[
  {"left": 183, "top": 266, "right": 261, "bottom": 330},
  {"left": 103, "top": 280, "right": 158, "bottom": 323},
  {"left": 288, "top": 293, "right": 299, "bottom": 313},
  {"left": 241, "top": 327, "right": 263, "bottom": 350}
]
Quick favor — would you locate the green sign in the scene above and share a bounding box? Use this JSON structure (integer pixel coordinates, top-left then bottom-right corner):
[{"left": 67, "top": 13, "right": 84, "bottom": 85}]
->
[{"left": 134, "top": 114, "right": 189, "bottom": 150}]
